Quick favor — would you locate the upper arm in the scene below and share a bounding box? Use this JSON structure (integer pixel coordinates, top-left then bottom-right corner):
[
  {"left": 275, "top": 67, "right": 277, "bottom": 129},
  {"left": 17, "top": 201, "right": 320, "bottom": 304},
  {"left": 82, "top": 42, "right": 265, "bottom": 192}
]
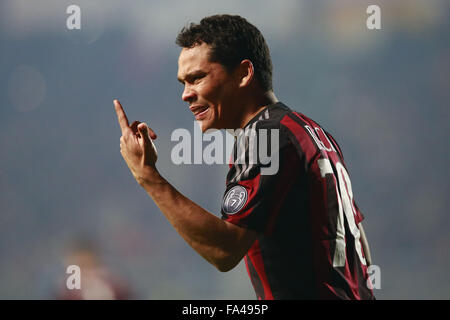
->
[
  {"left": 218, "top": 121, "right": 297, "bottom": 270},
  {"left": 221, "top": 140, "right": 299, "bottom": 234},
  {"left": 218, "top": 221, "right": 258, "bottom": 272}
]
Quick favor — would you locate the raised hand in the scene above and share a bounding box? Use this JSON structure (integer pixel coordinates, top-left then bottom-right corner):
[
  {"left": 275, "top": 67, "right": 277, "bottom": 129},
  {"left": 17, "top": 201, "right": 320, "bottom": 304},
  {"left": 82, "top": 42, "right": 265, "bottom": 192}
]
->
[{"left": 114, "top": 99, "right": 158, "bottom": 182}]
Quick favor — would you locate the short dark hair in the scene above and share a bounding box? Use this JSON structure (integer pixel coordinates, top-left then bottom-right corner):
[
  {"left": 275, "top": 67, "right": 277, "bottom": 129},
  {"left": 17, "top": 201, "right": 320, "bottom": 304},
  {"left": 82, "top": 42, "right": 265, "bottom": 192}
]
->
[{"left": 176, "top": 14, "right": 273, "bottom": 92}]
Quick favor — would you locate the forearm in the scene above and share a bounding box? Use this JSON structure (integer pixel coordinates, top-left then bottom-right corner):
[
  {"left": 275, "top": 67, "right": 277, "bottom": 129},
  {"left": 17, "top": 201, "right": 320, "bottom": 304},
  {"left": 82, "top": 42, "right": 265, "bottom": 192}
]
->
[
  {"left": 113, "top": 101, "right": 252, "bottom": 270},
  {"left": 137, "top": 166, "right": 250, "bottom": 270}
]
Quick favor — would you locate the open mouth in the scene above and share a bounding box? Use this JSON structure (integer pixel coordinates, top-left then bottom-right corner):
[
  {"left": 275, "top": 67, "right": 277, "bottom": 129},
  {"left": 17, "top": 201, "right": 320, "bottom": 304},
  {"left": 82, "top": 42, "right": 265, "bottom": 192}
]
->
[{"left": 191, "top": 105, "right": 209, "bottom": 120}]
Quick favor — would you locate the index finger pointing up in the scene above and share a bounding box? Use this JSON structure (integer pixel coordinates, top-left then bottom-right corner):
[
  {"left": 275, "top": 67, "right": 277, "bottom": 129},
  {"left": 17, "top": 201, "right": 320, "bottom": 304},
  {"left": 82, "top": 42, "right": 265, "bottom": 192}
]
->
[{"left": 114, "top": 99, "right": 130, "bottom": 132}]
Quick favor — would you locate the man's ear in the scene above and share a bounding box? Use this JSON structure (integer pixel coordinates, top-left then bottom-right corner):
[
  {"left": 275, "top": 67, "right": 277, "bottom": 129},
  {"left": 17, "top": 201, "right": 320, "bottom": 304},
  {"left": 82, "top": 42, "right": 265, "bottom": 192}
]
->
[{"left": 237, "top": 59, "right": 254, "bottom": 88}]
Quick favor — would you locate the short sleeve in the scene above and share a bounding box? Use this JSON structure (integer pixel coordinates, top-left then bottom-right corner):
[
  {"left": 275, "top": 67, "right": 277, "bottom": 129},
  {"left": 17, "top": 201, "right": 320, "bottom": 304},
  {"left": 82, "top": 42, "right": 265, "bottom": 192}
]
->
[{"left": 221, "top": 123, "right": 301, "bottom": 234}]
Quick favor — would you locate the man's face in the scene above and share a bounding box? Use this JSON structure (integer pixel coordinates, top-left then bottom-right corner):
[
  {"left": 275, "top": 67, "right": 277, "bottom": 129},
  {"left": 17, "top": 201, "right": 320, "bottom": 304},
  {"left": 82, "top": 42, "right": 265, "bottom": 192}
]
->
[{"left": 177, "top": 43, "right": 239, "bottom": 132}]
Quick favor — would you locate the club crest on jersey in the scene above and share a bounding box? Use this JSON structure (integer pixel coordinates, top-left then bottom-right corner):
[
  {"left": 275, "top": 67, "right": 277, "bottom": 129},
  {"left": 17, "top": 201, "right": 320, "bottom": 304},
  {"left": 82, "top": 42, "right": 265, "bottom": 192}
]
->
[{"left": 222, "top": 185, "right": 248, "bottom": 215}]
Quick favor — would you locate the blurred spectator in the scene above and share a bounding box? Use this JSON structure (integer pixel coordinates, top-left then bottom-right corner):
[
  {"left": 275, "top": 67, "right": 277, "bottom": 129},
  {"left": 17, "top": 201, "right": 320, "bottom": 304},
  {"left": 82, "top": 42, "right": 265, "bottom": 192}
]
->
[{"left": 53, "top": 239, "right": 133, "bottom": 300}]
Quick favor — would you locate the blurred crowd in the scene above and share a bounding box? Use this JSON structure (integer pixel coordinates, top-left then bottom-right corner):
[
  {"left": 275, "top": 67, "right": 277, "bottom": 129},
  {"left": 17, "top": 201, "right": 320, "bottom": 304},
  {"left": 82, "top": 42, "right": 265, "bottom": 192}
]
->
[{"left": 0, "top": 1, "right": 448, "bottom": 299}]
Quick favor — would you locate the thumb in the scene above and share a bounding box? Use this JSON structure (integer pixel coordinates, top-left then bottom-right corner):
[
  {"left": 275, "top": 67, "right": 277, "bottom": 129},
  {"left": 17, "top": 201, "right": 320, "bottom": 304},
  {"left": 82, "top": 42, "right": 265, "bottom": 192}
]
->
[
  {"left": 138, "top": 122, "right": 157, "bottom": 140},
  {"left": 137, "top": 124, "right": 151, "bottom": 151},
  {"left": 138, "top": 123, "right": 158, "bottom": 164},
  {"left": 138, "top": 123, "right": 150, "bottom": 140}
]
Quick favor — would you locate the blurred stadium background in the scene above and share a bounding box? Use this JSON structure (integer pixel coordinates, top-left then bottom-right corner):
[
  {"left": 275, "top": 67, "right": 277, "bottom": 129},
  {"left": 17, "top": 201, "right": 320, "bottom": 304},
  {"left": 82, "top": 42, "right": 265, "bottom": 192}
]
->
[{"left": 0, "top": 0, "right": 448, "bottom": 299}]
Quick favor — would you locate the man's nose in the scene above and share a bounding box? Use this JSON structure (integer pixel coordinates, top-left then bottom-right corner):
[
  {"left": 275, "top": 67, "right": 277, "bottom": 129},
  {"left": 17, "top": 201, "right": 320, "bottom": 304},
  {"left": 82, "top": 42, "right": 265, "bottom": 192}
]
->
[{"left": 182, "top": 85, "right": 196, "bottom": 103}]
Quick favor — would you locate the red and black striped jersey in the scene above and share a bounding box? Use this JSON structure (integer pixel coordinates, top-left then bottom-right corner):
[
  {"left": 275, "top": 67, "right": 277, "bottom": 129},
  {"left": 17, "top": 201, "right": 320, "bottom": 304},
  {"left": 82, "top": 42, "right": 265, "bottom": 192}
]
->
[{"left": 221, "top": 102, "right": 374, "bottom": 300}]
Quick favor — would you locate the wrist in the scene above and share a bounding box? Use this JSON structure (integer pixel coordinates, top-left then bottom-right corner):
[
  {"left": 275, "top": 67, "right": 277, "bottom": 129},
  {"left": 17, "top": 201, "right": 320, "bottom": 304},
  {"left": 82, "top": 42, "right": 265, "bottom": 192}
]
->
[{"left": 136, "top": 165, "right": 163, "bottom": 187}]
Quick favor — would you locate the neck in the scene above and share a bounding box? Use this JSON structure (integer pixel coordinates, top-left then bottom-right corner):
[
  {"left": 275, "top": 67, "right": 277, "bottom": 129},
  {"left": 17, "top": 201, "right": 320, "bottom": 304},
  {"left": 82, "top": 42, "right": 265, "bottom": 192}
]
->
[{"left": 238, "top": 91, "right": 278, "bottom": 128}]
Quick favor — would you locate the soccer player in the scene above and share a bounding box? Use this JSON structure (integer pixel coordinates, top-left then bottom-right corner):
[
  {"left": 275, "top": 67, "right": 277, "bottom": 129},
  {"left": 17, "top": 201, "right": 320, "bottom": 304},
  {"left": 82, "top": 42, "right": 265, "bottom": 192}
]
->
[{"left": 114, "top": 14, "right": 374, "bottom": 300}]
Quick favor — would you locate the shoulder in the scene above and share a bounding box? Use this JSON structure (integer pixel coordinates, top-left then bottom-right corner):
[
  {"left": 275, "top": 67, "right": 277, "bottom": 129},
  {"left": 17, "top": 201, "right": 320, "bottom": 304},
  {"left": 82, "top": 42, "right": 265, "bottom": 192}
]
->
[
  {"left": 254, "top": 102, "right": 311, "bottom": 147},
  {"left": 247, "top": 102, "right": 296, "bottom": 140}
]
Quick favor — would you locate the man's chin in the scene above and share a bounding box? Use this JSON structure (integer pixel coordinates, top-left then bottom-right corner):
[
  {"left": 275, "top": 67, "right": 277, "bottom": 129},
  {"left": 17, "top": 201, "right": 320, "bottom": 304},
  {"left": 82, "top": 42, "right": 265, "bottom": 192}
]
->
[
  {"left": 194, "top": 120, "right": 207, "bottom": 133},
  {"left": 197, "top": 120, "right": 219, "bottom": 133}
]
